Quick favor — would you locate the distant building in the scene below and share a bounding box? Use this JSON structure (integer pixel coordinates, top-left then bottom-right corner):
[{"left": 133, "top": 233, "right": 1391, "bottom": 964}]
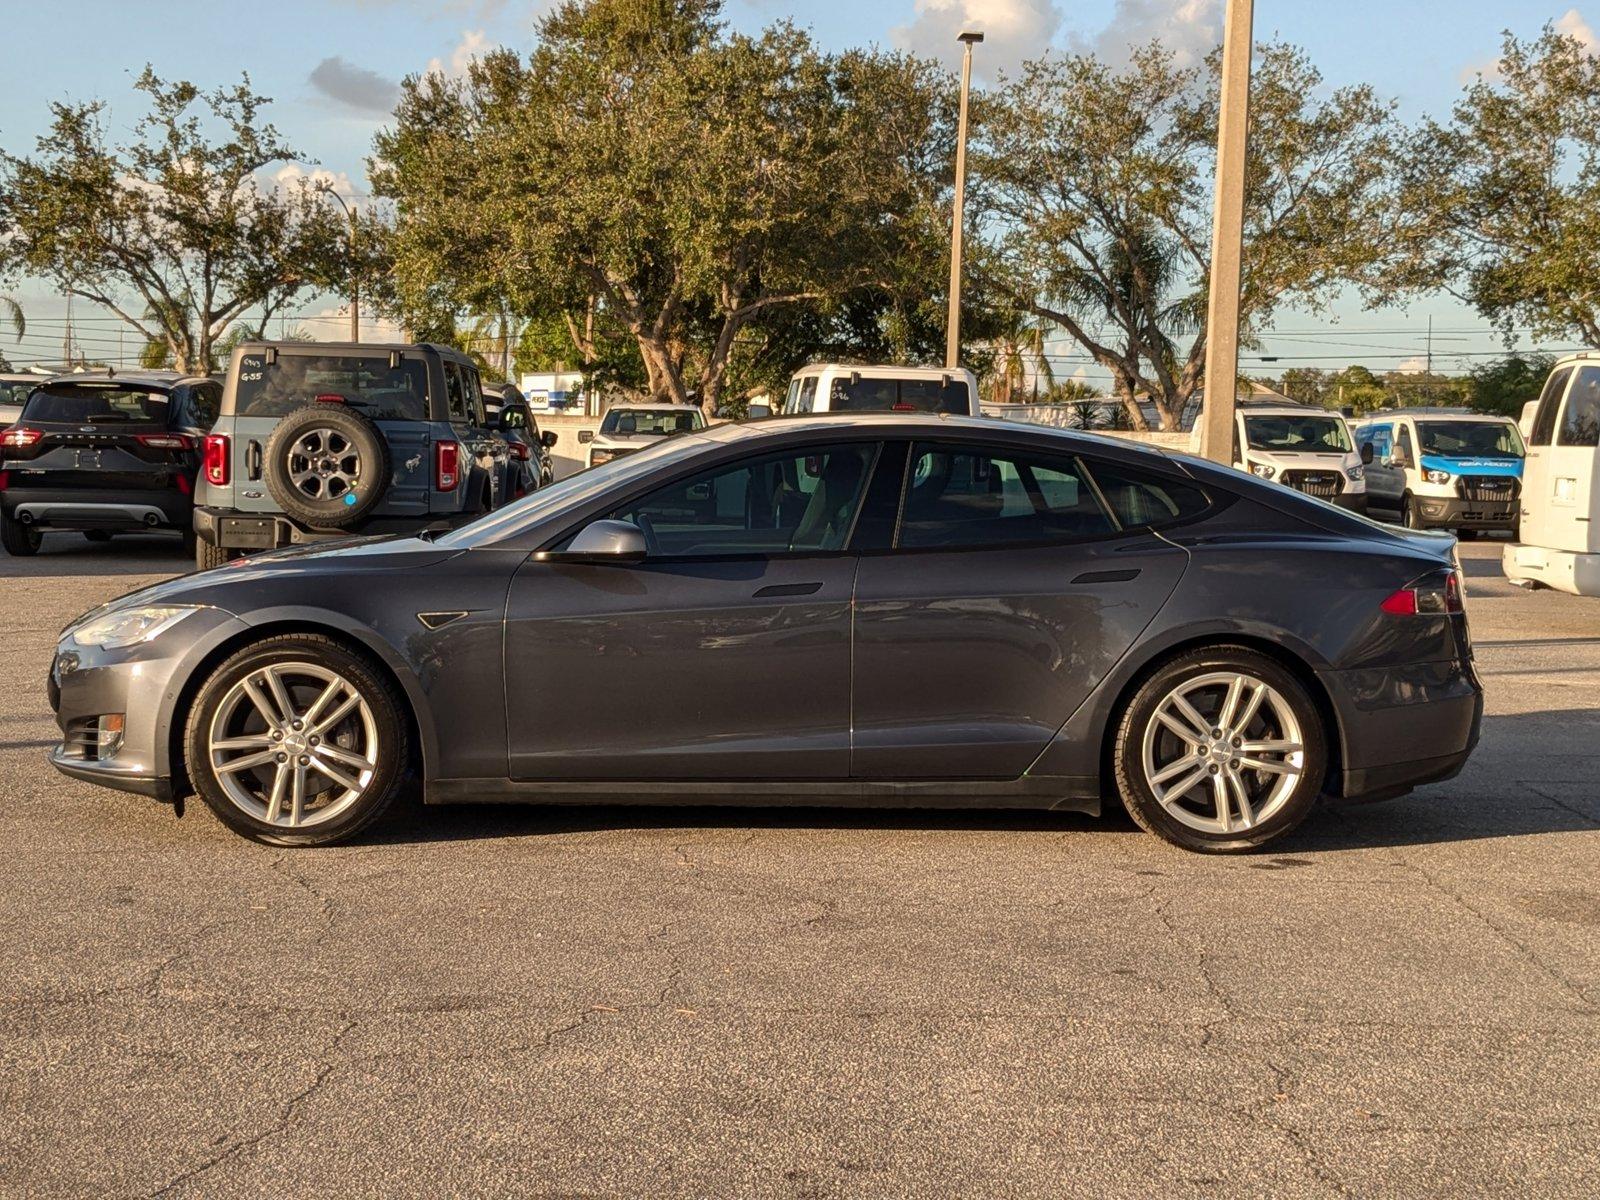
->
[{"left": 518, "top": 370, "right": 588, "bottom": 413}]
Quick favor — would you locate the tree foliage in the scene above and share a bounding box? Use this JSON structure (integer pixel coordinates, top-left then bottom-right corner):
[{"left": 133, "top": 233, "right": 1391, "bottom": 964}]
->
[
  {"left": 0, "top": 69, "right": 344, "bottom": 372},
  {"left": 978, "top": 42, "right": 1399, "bottom": 430}
]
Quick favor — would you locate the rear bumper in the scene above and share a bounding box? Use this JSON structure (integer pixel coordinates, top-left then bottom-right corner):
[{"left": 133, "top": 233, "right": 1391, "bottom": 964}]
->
[
  {"left": 2, "top": 486, "right": 190, "bottom": 531},
  {"left": 194, "top": 505, "right": 455, "bottom": 551},
  {"left": 1502, "top": 542, "right": 1600, "bottom": 597},
  {"left": 1320, "top": 657, "right": 1483, "bottom": 802},
  {"left": 1413, "top": 496, "right": 1518, "bottom": 530}
]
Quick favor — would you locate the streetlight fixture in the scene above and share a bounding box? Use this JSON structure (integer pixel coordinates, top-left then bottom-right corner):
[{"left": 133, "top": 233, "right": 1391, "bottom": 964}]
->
[
  {"left": 946, "top": 29, "right": 984, "bottom": 370},
  {"left": 315, "top": 182, "right": 360, "bottom": 344}
]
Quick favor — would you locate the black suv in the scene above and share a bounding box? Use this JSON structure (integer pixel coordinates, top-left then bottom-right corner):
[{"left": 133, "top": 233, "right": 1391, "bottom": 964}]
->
[
  {"left": 193, "top": 342, "right": 514, "bottom": 569},
  {"left": 0, "top": 371, "right": 217, "bottom": 557}
]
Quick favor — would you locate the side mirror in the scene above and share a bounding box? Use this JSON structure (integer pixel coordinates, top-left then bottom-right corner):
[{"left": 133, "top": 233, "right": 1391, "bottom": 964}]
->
[
  {"left": 1520, "top": 400, "right": 1539, "bottom": 439},
  {"left": 578, "top": 429, "right": 595, "bottom": 444},
  {"left": 745, "top": 402, "right": 771, "bottom": 420},
  {"left": 1360, "top": 442, "right": 1374, "bottom": 465},
  {"left": 541, "top": 430, "right": 559, "bottom": 448},
  {"left": 543, "top": 519, "right": 647, "bottom": 563}
]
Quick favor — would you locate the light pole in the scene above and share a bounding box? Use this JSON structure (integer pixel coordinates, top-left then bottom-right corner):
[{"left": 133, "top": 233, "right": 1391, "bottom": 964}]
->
[
  {"left": 1198, "top": 0, "right": 1254, "bottom": 463},
  {"left": 946, "top": 29, "right": 983, "bottom": 370},
  {"left": 316, "top": 183, "right": 360, "bottom": 343}
]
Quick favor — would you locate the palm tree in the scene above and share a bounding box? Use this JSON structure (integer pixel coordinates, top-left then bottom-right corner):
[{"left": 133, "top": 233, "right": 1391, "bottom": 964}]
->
[
  {"left": 986, "top": 312, "right": 1055, "bottom": 405},
  {"left": 1, "top": 296, "right": 23, "bottom": 342}
]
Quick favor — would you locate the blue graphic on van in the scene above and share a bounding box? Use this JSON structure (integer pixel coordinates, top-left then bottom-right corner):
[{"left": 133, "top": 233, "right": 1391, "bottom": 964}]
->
[{"left": 1419, "top": 454, "right": 1523, "bottom": 478}]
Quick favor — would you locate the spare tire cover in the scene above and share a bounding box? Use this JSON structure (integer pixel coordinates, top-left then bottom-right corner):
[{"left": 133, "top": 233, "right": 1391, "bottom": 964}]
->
[{"left": 264, "top": 404, "right": 392, "bottom": 529}]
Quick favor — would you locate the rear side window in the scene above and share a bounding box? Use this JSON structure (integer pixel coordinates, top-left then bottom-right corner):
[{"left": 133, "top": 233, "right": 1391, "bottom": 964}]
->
[
  {"left": 1087, "top": 460, "right": 1212, "bottom": 529},
  {"left": 829, "top": 375, "right": 968, "bottom": 414},
  {"left": 1529, "top": 367, "right": 1573, "bottom": 446},
  {"left": 22, "top": 384, "right": 168, "bottom": 424},
  {"left": 235, "top": 353, "right": 428, "bottom": 421},
  {"left": 1558, "top": 365, "right": 1600, "bottom": 447},
  {"left": 898, "top": 443, "right": 1115, "bottom": 549},
  {"left": 185, "top": 382, "right": 220, "bottom": 428}
]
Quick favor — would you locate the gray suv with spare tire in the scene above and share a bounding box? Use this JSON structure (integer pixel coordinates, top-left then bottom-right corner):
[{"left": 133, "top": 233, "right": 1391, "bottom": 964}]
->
[{"left": 192, "top": 341, "right": 513, "bottom": 569}]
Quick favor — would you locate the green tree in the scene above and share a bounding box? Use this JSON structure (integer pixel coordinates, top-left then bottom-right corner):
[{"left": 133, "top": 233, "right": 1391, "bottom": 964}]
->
[
  {"left": 978, "top": 42, "right": 1399, "bottom": 430},
  {"left": 981, "top": 310, "right": 1055, "bottom": 405},
  {"left": 372, "top": 0, "right": 957, "bottom": 417},
  {"left": 1396, "top": 26, "right": 1600, "bottom": 345},
  {"left": 1465, "top": 353, "right": 1554, "bottom": 417},
  {"left": 1, "top": 295, "right": 21, "bottom": 342},
  {"left": 0, "top": 69, "right": 344, "bottom": 373}
]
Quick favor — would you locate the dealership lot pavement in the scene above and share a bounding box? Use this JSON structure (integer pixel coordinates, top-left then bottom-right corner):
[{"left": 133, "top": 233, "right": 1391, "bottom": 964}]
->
[{"left": 1, "top": 534, "right": 1596, "bottom": 1198}]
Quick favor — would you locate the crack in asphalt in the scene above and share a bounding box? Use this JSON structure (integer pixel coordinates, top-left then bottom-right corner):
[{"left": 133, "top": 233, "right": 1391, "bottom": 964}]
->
[{"left": 1522, "top": 782, "right": 1600, "bottom": 830}]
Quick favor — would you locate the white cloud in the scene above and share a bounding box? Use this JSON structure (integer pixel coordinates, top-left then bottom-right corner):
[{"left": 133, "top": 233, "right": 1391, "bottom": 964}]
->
[
  {"left": 1077, "top": 0, "right": 1220, "bottom": 68},
  {"left": 305, "top": 306, "right": 406, "bottom": 344},
  {"left": 1396, "top": 354, "right": 1428, "bottom": 375},
  {"left": 1462, "top": 7, "right": 1597, "bottom": 82},
  {"left": 272, "top": 164, "right": 358, "bottom": 198},
  {"left": 427, "top": 28, "right": 489, "bottom": 79},
  {"left": 890, "top": 0, "right": 1064, "bottom": 80},
  {"left": 309, "top": 56, "right": 402, "bottom": 114}
]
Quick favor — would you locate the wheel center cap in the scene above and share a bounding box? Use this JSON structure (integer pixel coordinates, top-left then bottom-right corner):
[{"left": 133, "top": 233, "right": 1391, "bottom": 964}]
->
[{"left": 283, "top": 732, "right": 308, "bottom": 754}]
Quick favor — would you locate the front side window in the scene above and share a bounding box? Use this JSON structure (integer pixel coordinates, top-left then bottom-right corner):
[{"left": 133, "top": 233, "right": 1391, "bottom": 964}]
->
[
  {"left": 0, "top": 379, "right": 36, "bottom": 408},
  {"left": 22, "top": 384, "right": 168, "bottom": 424},
  {"left": 898, "top": 443, "right": 1115, "bottom": 549},
  {"left": 600, "top": 407, "right": 704, "bottom": 436},
  {"left": 1358, "top": 424, "right": 1393, "bottom": 459},
  {"left": 1557, "top": 366, "right": 1600, "bottom": 447},
  {"left": 1244, "top": 415, "right": 1351, "bottom": 453},
  {"left": 1416, "top": 420, "right": 1524, "bottom": 457},
  {"left": 444, "top": 363, "right": 469, "bottom": 422},
  {"left": 1529, "top": 366, "right": 1573, "bottom": 446},
  {"left": 234, "top": 353, "right": 427, "bottom": 421},
  {"left": 607, "top": 443, "right": 877, "bottom": 557},
  {"left": 1398, "top": 424, "right": 1416, "bottom": 464}
]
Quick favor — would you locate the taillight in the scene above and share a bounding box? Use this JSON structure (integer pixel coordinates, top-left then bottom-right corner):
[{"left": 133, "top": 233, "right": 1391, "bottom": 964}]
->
[
  {"left": 202, "top": 434, "right": 230, "bottom": 486},
  {"left": 314, "top": 393, "right": 346, "bottom": 404},
  {"left": 508, "top": 442, "right": 529, "bottom": 462},
  {"left": 0, "top": 470, "right": 9, "bottom": 490},
  {"left": 436, "top": 440, "right": 460, "bottom": 492},
  {"left": 175, "top": 471, "right": 193, "bottom": 496},
  {"left": 1381, "top": 569, "right": 1463, "bottom": 616},
  {"left": 136, "top": 433, "right": 195, "bottom": 450},
  {"left": 2, "top": 426, "right": 43, "bottom": 450}
]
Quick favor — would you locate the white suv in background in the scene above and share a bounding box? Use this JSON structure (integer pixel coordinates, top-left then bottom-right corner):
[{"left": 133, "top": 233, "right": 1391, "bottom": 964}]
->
[
  {"left": 1232, "top": 401, "right": 1369, "bottom": 513},
  {"left": 578, "top": 403, "right": 706, "bottom": 468},
  {"left": 782, "top": 363, "right": 981, "bottom": 417}
]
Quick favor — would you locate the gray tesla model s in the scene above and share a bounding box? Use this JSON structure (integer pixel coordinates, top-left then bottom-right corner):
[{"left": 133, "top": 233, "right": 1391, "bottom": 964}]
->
[{"left": 46, "top": 414, "right": 1482, "bottom": 853}]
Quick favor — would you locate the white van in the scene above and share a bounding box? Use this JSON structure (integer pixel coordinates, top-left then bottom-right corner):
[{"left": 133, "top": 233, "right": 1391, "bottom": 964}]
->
[
  {"left": 1503, "top": 354, "right": 1600, "bottom": 595},
  {"left": 1231, "top": 401, "right": 1369, "bottom": 512},
  {"left": 1351, "top": 409, "right": 1524, "bottom": 536},
  {"left": 782, "top": 363, "right": 981, "bottom": 417}
]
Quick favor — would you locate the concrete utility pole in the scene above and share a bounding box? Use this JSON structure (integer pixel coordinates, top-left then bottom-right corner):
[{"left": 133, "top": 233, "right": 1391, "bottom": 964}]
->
[
  {"left": 946, "top": 30, "right": 983, "bottom": 370},
  {"left": 317, "top": 183, "right": 360, "bottom": 343},
  {"left": 1198, "top": 0, "right": 1255, "bottom": 463}
]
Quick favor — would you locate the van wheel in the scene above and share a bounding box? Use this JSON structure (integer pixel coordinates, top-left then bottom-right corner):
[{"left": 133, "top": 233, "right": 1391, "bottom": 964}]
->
[
  {"left": 1113, "top": 647, "right": 1327, "bottom": 853},
  {"left": 1402, "top": 494, "right": 1420, "bottom": 529},
  {"left": 1, "top": 512, "right": 41, "bottom": 556}
]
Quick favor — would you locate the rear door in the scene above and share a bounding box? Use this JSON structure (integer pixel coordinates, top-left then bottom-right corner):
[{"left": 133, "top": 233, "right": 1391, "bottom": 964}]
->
[
  {"left": 11, "top": 382, "right": 191, "bottom": 494},
  {"left": 1545, "top": 365, "right": 1600, "bottom": 554},
  {"left": 1522, "top": 364, "right": 1576, "bottom": 546},
  {"left": 851, "top": 440, "right": 1192, "bottom": 779}
]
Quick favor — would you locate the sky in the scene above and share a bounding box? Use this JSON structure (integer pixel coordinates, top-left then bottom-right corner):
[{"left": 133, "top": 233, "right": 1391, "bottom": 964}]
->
[{"left": 0, "top": 0, "right": 1593, "bottom": 382}]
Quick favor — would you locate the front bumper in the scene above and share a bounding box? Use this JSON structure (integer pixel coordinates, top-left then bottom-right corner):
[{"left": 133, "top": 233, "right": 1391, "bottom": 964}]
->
[
  {"left": 1333, "top": 492, "right": 1369, "bottom": 515},
  {"left": 1412, "top": 496, "right": 1518, "bottom": 531},
  {"left": 2, "top": 486, "right": 190, "bottom": 531},
  {"left": 47, "top": 607, "right": 250, "bottom": 799}
]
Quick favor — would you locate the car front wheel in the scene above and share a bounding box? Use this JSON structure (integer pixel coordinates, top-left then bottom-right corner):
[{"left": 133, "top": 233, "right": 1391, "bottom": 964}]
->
[
  {"left": 184, "top": 635, "right": 410, "bottom": 846},
  {"left": 1113, "top": 647, "right": 1327, "bottom": 853}
]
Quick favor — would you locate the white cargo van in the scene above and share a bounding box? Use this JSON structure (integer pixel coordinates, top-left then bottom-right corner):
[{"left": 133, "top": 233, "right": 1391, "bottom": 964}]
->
[
  {"left": 1503, "top": 354, "right": 1600, "bottom": 595},
  {"left": 1231, "top": 401, "right": 1369, "bottom": 512},
  {"left": 1351, "top": 409, "right": 1524, "bottom": 536},
  {"left": 782, "top": 364, "right": 981, "bottom": 417}
]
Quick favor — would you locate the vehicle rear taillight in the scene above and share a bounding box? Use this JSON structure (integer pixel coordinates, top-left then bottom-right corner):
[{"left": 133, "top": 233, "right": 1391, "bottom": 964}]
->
[
  {"left": 2, "top": 426, "right": 43, "bottom": 450},
  {"left": 508, "top": 442, "right": 529, "bottom": 462},
  {"left": 1382, "top": 569, "right": 1463, "bottom": 616},
  {"left": 891, "top": 402, "right": 917, "bottom": 412},
  {"left": 202, "top": 434, "right": 230, "bottom": 486},
  {"left": 136, "top": 433, "right": 195, "bottom": 450},
  {"left": 0, "top": 470, "right": 9, "bottom": 490},
  {"left": 314, "top": 393, "right": 346, "bottom": 404},
  {"left": 175, "top": 471, "right": 193, "bottom": 496},
  {"left": 436, "top": 440, "right": 460, "bottom": 492}
]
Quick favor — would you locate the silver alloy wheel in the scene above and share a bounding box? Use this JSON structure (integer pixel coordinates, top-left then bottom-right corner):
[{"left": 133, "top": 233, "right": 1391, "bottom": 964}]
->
[
  {"left": 1140, "top": 670, "right": 1305, "bottom": 835},
  {"left": 207, "top": 661, "right": 378, "bottom": 828},
  {"left": 287, "top": 428, "right": 362, "bottom": 501}
]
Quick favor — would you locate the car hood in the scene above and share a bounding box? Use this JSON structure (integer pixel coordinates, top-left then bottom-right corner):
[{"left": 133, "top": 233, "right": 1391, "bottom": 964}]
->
[{"left": 592, "top": 433, "right": 678, "bottom": 449}]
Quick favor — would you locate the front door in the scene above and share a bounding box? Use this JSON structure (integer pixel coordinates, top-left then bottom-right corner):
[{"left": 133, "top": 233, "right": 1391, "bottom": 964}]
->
[
  {"left": 504, "top": 441, "right": 881, "bottom": 780},
  {"left": 1358, "top": 423, "right": 1402, "bottom": 510},
  {"left": 851, "top": 441, "right": 1192, "bottom": 779}
]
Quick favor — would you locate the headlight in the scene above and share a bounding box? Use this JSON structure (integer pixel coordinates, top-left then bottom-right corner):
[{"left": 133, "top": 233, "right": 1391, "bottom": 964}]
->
[
  {"left": 71, "top": 605, "right": 200, "bottom": 649},
  {"left": 1424, "top": 468, "right": 1451, "bottom": 485},
  {"left": 1346, "top": 464, "right": 1365, "bottom": 481},
  {"left": 589, "top": 449, "right": 616, "bottom": 466},
  {"left": 1250, "top": 462, "right": 1276, "bottom": 479}
]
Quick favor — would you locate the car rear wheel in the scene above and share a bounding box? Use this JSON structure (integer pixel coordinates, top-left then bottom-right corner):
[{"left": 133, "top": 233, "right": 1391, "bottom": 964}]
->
[
  {"left": 184, "top": 635, "right": 409, "bottom": 846},
  {"left": 194, "top": 536, "right": 233, "bottom": 572},
  {"left": 1113, "top": 647, "right": 1327, "bottom": 853},
  {"left": 1, "top": 512, "right": 41, "bottom": 556}
]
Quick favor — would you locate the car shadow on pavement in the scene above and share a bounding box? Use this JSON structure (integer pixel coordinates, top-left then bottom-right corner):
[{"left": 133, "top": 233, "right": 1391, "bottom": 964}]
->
[
  {"left": 361, "top": 709, "right": 1597, "bottom": 852},
  {"left": 0, "top": 534, "right": 189, "bottom": 578}
]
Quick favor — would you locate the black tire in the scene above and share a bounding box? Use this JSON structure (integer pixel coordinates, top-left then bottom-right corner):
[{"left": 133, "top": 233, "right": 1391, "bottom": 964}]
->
[
  {"left": 194, "top": 535, "right": 233, "bottom": 572},
  {"left": 1, "top": 512, "right": 41, "bottom": 557},
  {"left": 264, "top": 404, "right": 391, "bottom": 530},
  {"left": 1401, "top": 493, "right": 1420, "bottom": 529},
  {"left": 1457, "top": 529, "right": 1479, "bottom": 541},
  {"left": 84, "top": 530, "right": 115, "bottom": 543},
  {"left": 184, "top": 634, "right": 410, "bottom": 847},
  {"left": 1112, "top": 646, "right": 1329, "bottom": 854}
]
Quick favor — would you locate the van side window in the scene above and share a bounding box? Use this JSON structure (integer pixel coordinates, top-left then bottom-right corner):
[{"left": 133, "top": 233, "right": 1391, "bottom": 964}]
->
[
  {"left": 1361, "top": 424, "right": 1393, "bottom": 459},
  {"left": 1529, "top": 366, "right": 1573, "bottom": 446},
  {"left": 1557, "top": 366, "right": 1600, "bottom": 447},
  {"left": 797, "top": 376, "right": 817, "bottom": 413}
]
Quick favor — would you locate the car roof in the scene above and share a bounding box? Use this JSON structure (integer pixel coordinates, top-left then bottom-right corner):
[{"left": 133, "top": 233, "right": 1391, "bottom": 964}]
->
[
  {"left": 791, "top": 362, "right": 975, "bottom": 379},
  {"left": 230, "top": 340, "right": 476, "bottom": 365},
  {"left": 31, "top": 369, "right": 208, "bottom": 391},
  {"left": 606, "top": 402, "right": 703, "bottom": 413},
  {"left": 1239, "top": 403, "right": 1345, "bottom": 417}
]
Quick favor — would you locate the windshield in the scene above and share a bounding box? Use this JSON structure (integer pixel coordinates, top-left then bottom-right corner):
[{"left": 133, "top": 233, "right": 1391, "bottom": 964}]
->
[
  {"left": 435, "top": 430, "right": 715, "bottom": 548},
  {"left": 1417, "top": 420, "right": 1524, "bottom": 458},
  {"left": 0, "top": 379, "right": 37, "bottom": 410},
  {"left": 234, "top": 353, "right": 428, "bottom": 420},
  {"left": 599, "top": 407, "right": 704, "bottom": 437},
  {"left": 22, "top": 383, "right": 168, "bottom": 424},
  {"left": 1243, "top": 414, "right": 1351, "bottom": 454},
  {"left": 826, "top": 375, "right": 970, "bottom": 414}
]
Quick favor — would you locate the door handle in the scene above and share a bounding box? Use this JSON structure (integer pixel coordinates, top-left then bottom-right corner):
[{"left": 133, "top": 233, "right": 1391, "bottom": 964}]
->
[
  {"left": 753, "top": 581, "right": 823, "bottom": 598},
  {"left": 1071, "top": 569, "right": 1141, "bottom": 585}
]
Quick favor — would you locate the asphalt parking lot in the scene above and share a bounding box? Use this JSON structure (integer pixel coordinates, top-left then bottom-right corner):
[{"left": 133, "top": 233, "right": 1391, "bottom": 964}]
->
[{"left": 1, "top": 533, "right": 1596, "bottom": 1198}]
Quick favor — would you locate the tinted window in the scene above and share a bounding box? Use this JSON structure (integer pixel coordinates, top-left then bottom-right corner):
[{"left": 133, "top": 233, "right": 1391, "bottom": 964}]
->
[
  {"left": 1088, "top": 460, "right": 1212, "bottom": 528},
  {"left": 1244, "top": 415, "right": 1351, "bottom": 453},
  {"left": 898, "top": 444, "right": 1114, "bottom": 549},
  {"left": 23, "top": 384, "right": 169, "bottom": 425},
  {"left": 608, "top": 443, "right": 877, "bottom": 557},
  {"left": 235, "top": 353, "right": 427, "bottom": 420},
  {"left": 186, "top": 382, "right": 220, "bottom": 428},
  {"left": 1529, "top": 366, "right": 1573, "bottom": 447},
  {"left": 444, "top": 363, "right": 469, "bottom": 422},
  {"left": 1558, "top": 366, "right": 1600, "bottom": 447},
  {"left": 600, "top": 408, "right": 704, "bottom": 436},
  {"left": 829, "top": 375, "right": 968, "bottom": 414}
]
